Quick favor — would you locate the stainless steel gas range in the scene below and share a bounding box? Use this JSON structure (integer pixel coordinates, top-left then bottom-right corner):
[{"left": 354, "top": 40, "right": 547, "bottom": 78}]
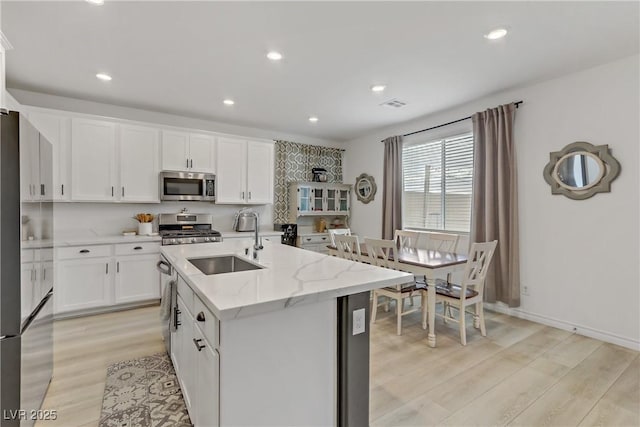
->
[{"left": 158, "top": 213, "right": 223, "bottom": 245}]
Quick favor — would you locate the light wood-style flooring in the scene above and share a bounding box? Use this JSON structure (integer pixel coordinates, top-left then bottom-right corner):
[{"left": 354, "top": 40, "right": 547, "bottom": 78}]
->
[{"left": 38, "top": 304, "right": 639, "bottom": 427}]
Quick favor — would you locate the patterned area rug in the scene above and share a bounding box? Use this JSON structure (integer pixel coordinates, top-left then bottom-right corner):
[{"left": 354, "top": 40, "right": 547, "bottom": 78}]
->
[{"left": 99, "top": 353, "right": 191, "bottom": 427}]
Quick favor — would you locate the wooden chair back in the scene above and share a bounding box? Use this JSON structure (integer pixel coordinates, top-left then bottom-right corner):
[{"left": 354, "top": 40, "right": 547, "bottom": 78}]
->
[
  {"left": 394, "top": 230, "right": 419, "bottom": 249},
  {"left": 460, "top": 240, "right": 498, "bottom": 299},
  {"left": 364, "top": 238, "right": 400, "bottom": 270},
  {"left": 329, "top": 228, "right": 352, "bottom": 247},
  {"left": 426, "top": 232, "right": 459, "bottom": 252},
  {"left": 334, "top": 234, "right": 361, "bottom": 262}
]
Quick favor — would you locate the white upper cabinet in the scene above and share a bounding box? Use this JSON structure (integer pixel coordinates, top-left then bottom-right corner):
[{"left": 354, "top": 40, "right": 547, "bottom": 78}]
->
[
  {"left": 162, "top": 130, "right": 215, "bottom": 173},
  {"left": 246, "top": 140, "right": 274, "bottom": 204},
  {"left": 119, "top": 124, "right": 160, "bottom": 202},
  {"left": 216, "top": 137, "right": 274, "bottom": 205},
  {"left": 189, "top": 133, "right": 216, "bottom": 172},
  {"left": 71, "top": 118, "right": 117, "bottom": 201},
  {"left": 19, "top": 118, "right": 40, "bottom": 201},
  {"left": 216, "top": 137, "right": 247, "bottom": 204},
  {"left": 28, "top": 111, "right": 70, "bottom": 201}
]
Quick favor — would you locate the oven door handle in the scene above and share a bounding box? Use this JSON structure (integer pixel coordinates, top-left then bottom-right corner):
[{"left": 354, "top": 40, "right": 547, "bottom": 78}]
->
[{"left": 156, "top": 260, "right": 172, "bottom": 275}]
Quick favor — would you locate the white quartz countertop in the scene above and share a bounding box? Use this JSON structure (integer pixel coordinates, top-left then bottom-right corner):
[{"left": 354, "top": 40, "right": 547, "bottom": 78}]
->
[
  {"left": 161, "top": 240, "right": 413, "bottom": 321},
  {"left": 220, "top": 230, "right": 283, "bottom": 239}
]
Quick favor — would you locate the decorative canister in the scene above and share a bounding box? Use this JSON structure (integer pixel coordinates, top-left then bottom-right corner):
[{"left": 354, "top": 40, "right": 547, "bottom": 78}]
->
[{"left": 138, "top": 222, "right": 152, "bottom": 235}]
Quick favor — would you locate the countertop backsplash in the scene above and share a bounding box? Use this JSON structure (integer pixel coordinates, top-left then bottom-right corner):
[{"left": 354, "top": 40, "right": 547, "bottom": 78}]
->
[{"left": 54, "top": 201, "right": 274, "bottom": 239}]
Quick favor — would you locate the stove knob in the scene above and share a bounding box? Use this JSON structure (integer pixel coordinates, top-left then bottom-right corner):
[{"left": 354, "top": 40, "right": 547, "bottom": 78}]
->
[
  {"left": 204, "top": 237, "right": 210, "bottom": 242},
  {"left": 170, "top": 239, "right": 177, "bottom": 245},
  {"left": 191, "top": 238, "right": 197, "bottom": 243}
]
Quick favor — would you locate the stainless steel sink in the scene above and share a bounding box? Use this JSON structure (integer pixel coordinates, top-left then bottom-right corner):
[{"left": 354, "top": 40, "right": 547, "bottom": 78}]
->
[{"left": 188, "top": 255, "right": 263, "bottom": 275}]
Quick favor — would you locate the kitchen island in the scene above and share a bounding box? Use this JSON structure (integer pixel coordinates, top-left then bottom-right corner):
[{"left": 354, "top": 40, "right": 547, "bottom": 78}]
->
[{"left": 161, "top": 239, "right": 412, "bottom": 427}]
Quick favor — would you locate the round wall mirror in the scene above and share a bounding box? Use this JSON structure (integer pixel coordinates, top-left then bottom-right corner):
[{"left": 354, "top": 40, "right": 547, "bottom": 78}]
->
[
  {"left": 355, "top": 173, "right": 377, "bottom": 204},
  {"left": 543, "top": 142, "right": 620, "bottom": 200},
  {"left": 554, "top": 152, "right": 605, "bottom": 191}
]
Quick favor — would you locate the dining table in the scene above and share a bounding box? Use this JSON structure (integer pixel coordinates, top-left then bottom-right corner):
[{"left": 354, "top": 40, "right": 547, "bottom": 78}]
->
[{"left": 327, "top": 243, "right": 468, "bottom": 348}]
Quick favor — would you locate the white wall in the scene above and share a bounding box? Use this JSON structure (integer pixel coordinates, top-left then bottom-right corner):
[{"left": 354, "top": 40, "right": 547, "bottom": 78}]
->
[
  {"left": 9, "top": 88, "right": 343, "bottom": 149},
  {"left": 344, "top": 54, "right": 640, "bottom": 349}
]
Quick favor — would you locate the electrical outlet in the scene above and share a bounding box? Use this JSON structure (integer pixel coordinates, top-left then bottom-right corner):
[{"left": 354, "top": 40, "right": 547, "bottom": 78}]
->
[
  {"left": 522, "top": 285, "right": 530, "bottom": 296},
  {"left": 353, "top": 308, "right": 365, "bottom": 335}
]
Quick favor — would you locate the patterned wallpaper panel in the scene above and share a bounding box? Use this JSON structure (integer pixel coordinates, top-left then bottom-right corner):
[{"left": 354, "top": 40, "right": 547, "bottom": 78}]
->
[{"left": 274, "top": 140, "right": 344, "bottom": 223}]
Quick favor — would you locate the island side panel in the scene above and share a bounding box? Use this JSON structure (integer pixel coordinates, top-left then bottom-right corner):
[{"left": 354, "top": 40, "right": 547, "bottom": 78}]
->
[{"left": 219, "top": 298, "right": 337, "bottom": 426}]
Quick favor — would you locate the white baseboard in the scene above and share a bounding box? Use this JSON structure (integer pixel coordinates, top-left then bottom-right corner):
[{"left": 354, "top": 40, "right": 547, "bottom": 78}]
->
[{"left": 485, "top": 302, "right": 640, "bottom": 351}]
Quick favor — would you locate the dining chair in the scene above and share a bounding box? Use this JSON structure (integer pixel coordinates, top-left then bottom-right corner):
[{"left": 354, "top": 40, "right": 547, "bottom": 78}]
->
[
  {"left": 425, "top": 232, "right": 459, "bottom": 252},
  {"left": 394, "top": 229, "right": 420, "bottom": 249},
  {"left": 329, "top": 228, "right": 352, "bottom": 247},
  {"left": 422, "top": 240, "right": 498, "bottom": 345},
  {"left": 333, "top": 234, "right": 361, "bottom": 262},
  {"left": 366, "top": 238, "right": 421, "bottom": 335}
]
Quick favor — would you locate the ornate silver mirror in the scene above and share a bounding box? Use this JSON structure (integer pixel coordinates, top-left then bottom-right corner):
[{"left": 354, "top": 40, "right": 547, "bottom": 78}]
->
[
  {"left": 355, "top": 173, "right": 377, "bottom": 204},
  {"left": 543, "top": 142, "right": 620, "bottom": 200}
]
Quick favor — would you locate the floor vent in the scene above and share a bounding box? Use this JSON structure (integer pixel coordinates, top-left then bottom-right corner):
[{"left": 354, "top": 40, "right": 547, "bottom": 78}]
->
[{"left": 380, "top": 98, "right": 407, "bottom": 108}]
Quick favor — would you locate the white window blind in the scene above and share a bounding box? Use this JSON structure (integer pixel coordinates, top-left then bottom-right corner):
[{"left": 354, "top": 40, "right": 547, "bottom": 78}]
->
[{"left": 402, "top": 132, "right": 474, "bottom": 232}]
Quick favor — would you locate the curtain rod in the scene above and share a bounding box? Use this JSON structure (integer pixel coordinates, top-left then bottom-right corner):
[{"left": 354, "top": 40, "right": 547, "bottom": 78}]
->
[{"left": 381, "top": 100, "right": 523, "bottom": 141}]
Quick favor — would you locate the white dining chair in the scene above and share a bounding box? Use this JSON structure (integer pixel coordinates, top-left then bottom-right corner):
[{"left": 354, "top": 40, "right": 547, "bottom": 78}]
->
[
  {"left": 422, "top": 240, "right": 498, "bottom": 345},
  {"left": 394, "top": 229, "right": 420, "bottom": 249},
  {"left": 329, "top": 228, "right": 352, "bottom": 247},
  {"left": 425, "top": 232, "right": 459, "bottom": 252},
  {"left": 334, "top": 234, "right": 361, "bottom": 262},
  {"left": 366, "top": 238, "right": 421, "bottom": 335}
]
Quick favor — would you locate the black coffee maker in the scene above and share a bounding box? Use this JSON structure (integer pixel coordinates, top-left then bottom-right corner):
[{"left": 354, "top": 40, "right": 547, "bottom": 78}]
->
[{"left": 281, "top": 224, "right": 298, "bottom": 246}]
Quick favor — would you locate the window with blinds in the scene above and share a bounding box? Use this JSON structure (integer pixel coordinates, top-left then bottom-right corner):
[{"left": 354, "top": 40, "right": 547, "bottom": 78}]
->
[{"left": 402, "top": 132, "right": 474, "bottom": 232}]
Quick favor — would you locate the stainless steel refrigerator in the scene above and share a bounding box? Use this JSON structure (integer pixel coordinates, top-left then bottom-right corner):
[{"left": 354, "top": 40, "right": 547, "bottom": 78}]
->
[{"left": 0, "top": 111, "right": 54, "bottom": 427}]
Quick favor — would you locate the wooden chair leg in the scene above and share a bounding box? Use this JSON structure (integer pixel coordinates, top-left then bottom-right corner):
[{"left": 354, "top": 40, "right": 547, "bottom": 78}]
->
[
  {"left": 371, "top": 292, "right": 379, "bottom": 324},
  {"left": 384, "top": 297, "right": 390, "bottom": 312},
  {"left": 473, "top": 302, "right": 481, "bottom": 329},
  {"left": 479, "top": 302, "right": 487, "bottom": 337},
  {"left": 443, "top": 302, "right": 449, "bottom": 323},
  {"left": 421, "top": 292, "right": 428, "bottom": 330},
  {"left": 459, "top": 304, "right": 467, "bottom": 346},
  {"left": 396, "top": 296, "right": 403, "bottom": 336}
]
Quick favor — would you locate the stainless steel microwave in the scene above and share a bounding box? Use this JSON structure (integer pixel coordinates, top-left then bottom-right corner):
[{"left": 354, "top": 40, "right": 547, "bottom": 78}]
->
[{"left": 159, "top": 171, "right": 215, "bottom": 201}]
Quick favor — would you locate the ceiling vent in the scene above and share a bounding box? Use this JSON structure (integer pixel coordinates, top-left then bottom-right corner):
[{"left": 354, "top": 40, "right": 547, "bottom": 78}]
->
[{"left": 380, "top": 98, "right": 407, "bottom": 108}]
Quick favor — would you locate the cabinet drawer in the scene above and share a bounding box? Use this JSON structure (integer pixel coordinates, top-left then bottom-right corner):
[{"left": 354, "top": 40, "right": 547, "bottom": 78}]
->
[
  {"left": 299, "top": 234, "right": 330, "bottom": 245},
  {"left": 57, "top": 244, "right": 111, "bottom": 260},
  {"left": 177, "top": 275, "right": 195, "bottom": 314},
  {"left": 114, "top": 242, "right": 161, "bottom": 256},
  {"left": 194, "top": 296, "right": 219, "bottom": 349}
]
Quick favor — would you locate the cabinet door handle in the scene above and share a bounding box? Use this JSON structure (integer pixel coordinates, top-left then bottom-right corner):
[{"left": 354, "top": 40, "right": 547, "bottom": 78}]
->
[
  {"left": 173, "top": 307, "right": 181, "bottom": 328},
  {"left": 241, "top": 191, "right": 245, "bottom": 200},
  {"left": 196, "top": 311, "right": 205, "bottom": 322},
  {"left": 306, "top": 238, "right": 311, "bottom": 242},
  {"left": 122, "top": 187, "right": 125, "bottom": 197},
  {"left": 190, "top": 159, "right": 193, "bottom": 168},
  {"left": 41, "top": 184, "right": 45, "bottom": 196},
  {"left": 61, "top": 184, "right": 64, "bottom": 196},
  {"left": 248, "top": 191, "right": 252, "bottom": 200},
  {"left": 106, "top": 263, "right": 109, "bottom": 274},
  {"left": 117, "top": 262, "right": 120, "bottom": 273},
  {"left": 193, "top": 338, "right": 205, "bottom": 351},
  {"left": 79, "top": 249, "right": 90, "bottom": 254},
  {"left": 186, "top": 158, "right": 189, "bottom": 168},
  {"left": 322, "top": 237, "right": 327, "bottom": 240},
  {"left": 111, "top": 186, "right": 114, "bottom": 197},
  {"left": 134, "top": 246, "right": 143, "bottom": 250}
]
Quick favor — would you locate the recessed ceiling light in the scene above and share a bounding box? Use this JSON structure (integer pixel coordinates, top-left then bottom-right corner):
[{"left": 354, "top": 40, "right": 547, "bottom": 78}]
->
[
  {"left": 267, "top": 51, "right": 283, "bottom": 61},
  {"left": 484, "top": 28, "right": 508, "bottom": 40},
  {"left": 96, "top": 73, "right": 112, "bottom": 81},
  {"left": 371, "top": 84, "right": 387, "bottom": 93},
  {"left": 86, "top": 0, "right": 104, "bottom": 5},
  {"left": 308, "top": 116, "right": 319, "bottom": 123},
  {"left": 223, "top": 99, "right": 235, "bottom": 106}
]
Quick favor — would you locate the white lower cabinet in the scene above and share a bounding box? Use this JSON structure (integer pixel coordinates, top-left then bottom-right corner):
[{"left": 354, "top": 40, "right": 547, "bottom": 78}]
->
[
  {"left": 194, "top": 325, "right": 220, "bottom": 427},
  {"left": 114, "top": 254, "right": 160, "bottom": 304},
  {"left": 55, "top": 257, "right": 111, "bottom": 314},
  {"left": 54, "top": 243, "right": 160, "bottom": 315},
  {"left": 172, "top": 276, "right": 220, "bottom": 427}
]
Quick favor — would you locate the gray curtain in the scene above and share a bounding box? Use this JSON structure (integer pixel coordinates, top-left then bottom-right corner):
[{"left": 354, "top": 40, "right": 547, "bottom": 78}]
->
[
  {"left": 382, "top": 136, "right": 403, "bottom": 239},
  {"left": 273, "top": 140, "right": 344, "bottom": 224},
  {"left": 471, "top": 103, "right": 520, "bottom": 307}
]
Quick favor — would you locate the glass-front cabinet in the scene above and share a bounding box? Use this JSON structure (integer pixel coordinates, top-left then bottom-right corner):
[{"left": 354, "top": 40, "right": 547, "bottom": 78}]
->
[
  {"left": 289, "top": 182, "right": 351, "bottom": 221},
  {"left": 296, "top": 185, "right": 312, "bottom": 214}
]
